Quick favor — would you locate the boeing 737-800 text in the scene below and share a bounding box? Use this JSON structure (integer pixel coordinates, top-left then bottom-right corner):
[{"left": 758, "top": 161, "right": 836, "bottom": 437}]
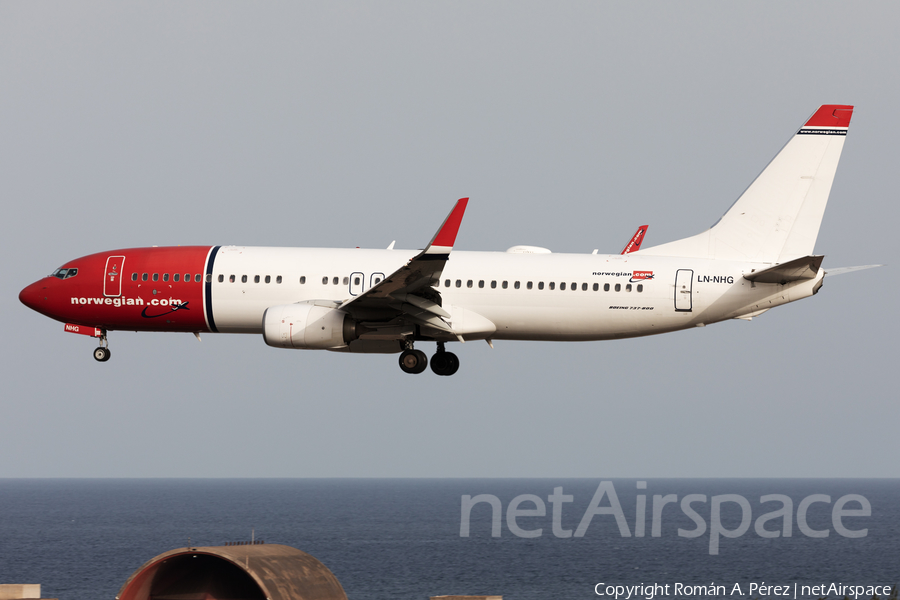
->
[{"left": 19, "top": 105, "right": 865, "bottom": 375}]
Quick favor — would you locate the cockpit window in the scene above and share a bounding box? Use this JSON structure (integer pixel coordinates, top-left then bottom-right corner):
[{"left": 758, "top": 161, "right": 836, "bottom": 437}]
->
[{"left": 51, "top": 268, "right": 78, "bottom": 279}]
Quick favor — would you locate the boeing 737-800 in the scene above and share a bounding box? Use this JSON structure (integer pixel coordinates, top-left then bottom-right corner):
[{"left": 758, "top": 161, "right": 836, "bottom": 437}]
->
[{"left": 19, "top": 105, "right": 866, "bottom": 375}]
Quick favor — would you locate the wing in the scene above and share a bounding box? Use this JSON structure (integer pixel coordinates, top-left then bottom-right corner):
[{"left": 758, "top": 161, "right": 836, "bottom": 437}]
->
[{"left": 337, "top": 198, "right": 468, "bottom": 337}]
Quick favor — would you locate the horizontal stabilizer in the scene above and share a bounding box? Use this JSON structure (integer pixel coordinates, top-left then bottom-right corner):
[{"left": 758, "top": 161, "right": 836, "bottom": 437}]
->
[
  {"left": 743, "top": 255, "right": 823, "bottom": 284},
  {"left": 825, "top": 264, "right": 884, "bottom": 277}
]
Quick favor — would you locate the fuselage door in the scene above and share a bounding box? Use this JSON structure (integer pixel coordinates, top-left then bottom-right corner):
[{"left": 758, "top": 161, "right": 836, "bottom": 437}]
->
[
  {"left": 103, "top": 255, "right": 126, "bottom": 297},
  {"left": 675, "top": 269, "right": 693, "bottom": 312},
  {"left": 370, "top": 272, "right": 385, "bottom": 288},
  {"left": 350, "top": 272, "right": 364, "bottom": 296}
]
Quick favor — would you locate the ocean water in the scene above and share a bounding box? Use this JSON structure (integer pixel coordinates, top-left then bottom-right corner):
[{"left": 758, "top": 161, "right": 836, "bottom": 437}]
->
[{"left": 0, "top": 479, "right": 896, "bottom": 600}]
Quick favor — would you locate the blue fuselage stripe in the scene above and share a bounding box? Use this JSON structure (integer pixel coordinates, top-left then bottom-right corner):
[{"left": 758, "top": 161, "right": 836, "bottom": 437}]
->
[{"left": 205, "top": 246, "right": 221, "bottom": 333}]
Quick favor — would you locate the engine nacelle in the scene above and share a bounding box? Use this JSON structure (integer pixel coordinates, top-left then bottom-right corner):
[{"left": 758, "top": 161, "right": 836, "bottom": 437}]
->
[{"left": 262, "top": 302, "right": 355, "bottom": 350}]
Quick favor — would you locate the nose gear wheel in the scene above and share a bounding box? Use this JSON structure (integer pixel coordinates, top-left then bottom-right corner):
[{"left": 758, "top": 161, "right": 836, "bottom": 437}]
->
[{"left": 93, "top": 331, "right": 111, "bottom": 362}]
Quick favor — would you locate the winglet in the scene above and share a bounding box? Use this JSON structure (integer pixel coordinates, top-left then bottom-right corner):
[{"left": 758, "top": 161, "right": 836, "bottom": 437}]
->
[
  {"left": 425, "top": 198, "right": 469, "bottom": 255},
  {"left": 621, "top": 225, "right": 648, "bottom": 254}
]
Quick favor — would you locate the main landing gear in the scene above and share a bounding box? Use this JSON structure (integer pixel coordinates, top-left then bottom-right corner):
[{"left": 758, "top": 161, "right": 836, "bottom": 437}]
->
[
  {"left": 398, "top": 342, "right": 459, "bottom": 376},
  {"left": 430, "top": 342, "right": 459, "bottom": 376},
  {"left": 399, "top": 347, "right": 428, "bottom": 374},
  {"left": 93, "top": 332, "right": 111, "bottom": 362}
]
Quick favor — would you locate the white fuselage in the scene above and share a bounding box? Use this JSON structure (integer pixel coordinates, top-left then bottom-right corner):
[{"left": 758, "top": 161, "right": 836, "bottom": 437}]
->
[{"left": 209, "top": 246, "right": 823, "bottom": 340}]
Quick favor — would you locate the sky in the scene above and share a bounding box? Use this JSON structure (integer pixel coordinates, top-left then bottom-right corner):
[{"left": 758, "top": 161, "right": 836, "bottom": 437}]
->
[{"left": 1, "top": 1, "right": 897, "bottom": 478}]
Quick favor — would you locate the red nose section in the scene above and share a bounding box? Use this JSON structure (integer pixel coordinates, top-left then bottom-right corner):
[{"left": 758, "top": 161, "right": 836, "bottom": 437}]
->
[{"left": 19, "top": 280, "right": 47, "bottom": 312}]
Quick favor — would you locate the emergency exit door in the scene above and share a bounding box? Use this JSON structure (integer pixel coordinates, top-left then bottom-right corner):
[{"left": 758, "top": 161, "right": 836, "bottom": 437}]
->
[
  {"left": 674, "top": 269, "right": 693, "bottom": 312},
  {"left": 103, "top": 255, "right": 126, "bottom": 297}
]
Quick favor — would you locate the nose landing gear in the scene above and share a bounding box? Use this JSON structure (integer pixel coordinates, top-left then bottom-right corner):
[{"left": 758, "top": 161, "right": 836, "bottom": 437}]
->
[{"left": 93, "top": 331, "right": 111, "bottom": 362}]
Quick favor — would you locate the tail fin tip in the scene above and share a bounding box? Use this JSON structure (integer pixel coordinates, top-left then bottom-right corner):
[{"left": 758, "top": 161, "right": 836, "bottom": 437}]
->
[{"left": 803, "top": 105, "right": 854, "bottom": 129}]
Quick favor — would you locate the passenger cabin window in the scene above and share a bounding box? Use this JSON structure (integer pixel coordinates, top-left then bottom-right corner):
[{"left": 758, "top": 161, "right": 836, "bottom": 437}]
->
[
  {"left": 163, "top": 273, "right": 169, "bottom": 282},
  {"left": 444, "top": 279, "right": 450, "bottom": 287},
  {"left": 467, "top": 280, "right": 473, "bottom": 288},
  {"left": 549, "top": 282, "right": 555, "bottom": 290},
  {"left": 254, "top": 275, "right": 260, "bottom": 283},
  {"left": 514, "top": 281, "right": 520, "bottom": 289},
  {"left": 333, "top": 277, "right": 339, "bottom": 285},
  {"left": 276, "top": 276, "right": 282, "bottom": 284},
  {"left": 478, "top": 280, "right": 484, "bottom": 288},
  {"left": 491, "top": 281, "right": 497, "bottom": 289},
  {"left": 527, "top": 282, "right": 533, "bottom": 290},
  {"left": 502, "top": 281, "right": 508, "bottom": 289},
  {"left": 152, "top": 273, "right": 159, "bottom": 282},
  {"left": 297, "top": 276, "right": 303, "bottom": 284},
  {"left": 322, "top": 277, "right": 328, "bottom": 285},
  {"left": 538, "top": 282, "right": 544, "bottom": 290},
  {"left": 615, "top": 283, "right": 621, "bottom": 292},
  {"left": 173, "top": 274, "right": 180, "bottom": 282},
  {"left": 604, "top": 283, "right": 610, "bottom": 291},
  {"left": 229, "top": 274, "right": 236, "bottom": 283},
  {"left": 637, "top": 284, "right": 643, "bottom": 292},
  {"left": 241, "top": 275, "right": 248, "bottom": 283},
  {"left": 195, "top": 274, "right": 201, "bottom": 282},
  {"left": 343, "top": 277, "right": 349, "bottom": 285},
  {"left": 582, "top": 283, "right": 588, "bottom": 291},
  {"left": 131, "top": 273, "right": 138, "bottom": 281},
  {"left": 626, "top": 284, "right": 632, "bottom": 292},
  {"left": 142, "top": 273, "right": 149, "bottom": 281},
  {"left": 218, "top": 275, "right": 224, "bottom": 283},
  {"left": 206, "top": 274, "right": 211, "bottom": 283},
  {"left": 593, "top": 283, "right": 599, "bottom": 291},
  {"left": 456, "top": 279, "right": 462, "bottom": 288},
  {"left": 560, "top": 282, "right": 566, "bottom": 290}
]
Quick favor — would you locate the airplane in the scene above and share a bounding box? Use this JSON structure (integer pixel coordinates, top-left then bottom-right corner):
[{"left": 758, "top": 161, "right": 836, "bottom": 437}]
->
[{"left": 19, "top": 105, "right": 874, "bottom": 376}]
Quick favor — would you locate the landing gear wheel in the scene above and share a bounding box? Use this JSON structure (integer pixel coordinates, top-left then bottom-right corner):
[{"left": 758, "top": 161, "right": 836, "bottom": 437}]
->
[
  {"left": 399, "top": 349, "right": 428, "bottom": 374},
  {"left": 430, "top": 351, "right": 459, "bottom": 376},
  {"left": 93, "top": 347, "right": 111, "bottom": 362}
]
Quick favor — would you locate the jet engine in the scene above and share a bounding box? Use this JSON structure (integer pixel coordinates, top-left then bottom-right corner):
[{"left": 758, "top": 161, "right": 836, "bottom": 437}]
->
[{"left": 262, "top": 302, "right": 357, "bottom": 350}]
